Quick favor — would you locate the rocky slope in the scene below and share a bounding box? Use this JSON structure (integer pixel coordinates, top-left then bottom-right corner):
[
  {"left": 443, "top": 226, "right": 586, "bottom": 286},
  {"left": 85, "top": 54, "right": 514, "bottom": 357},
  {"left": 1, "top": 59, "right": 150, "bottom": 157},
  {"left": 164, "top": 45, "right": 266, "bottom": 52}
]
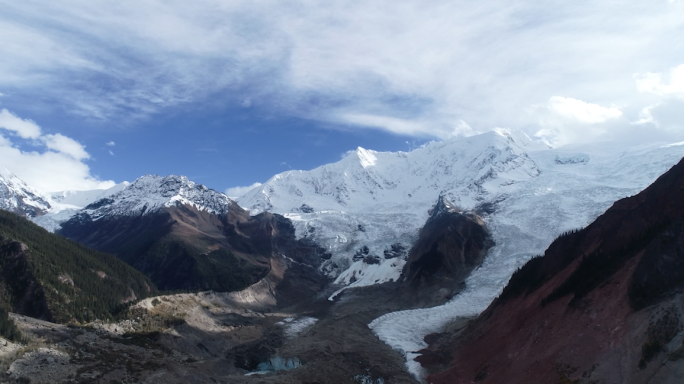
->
[
  {"left": 418, "top": 155, "right": 684, "bottom": 384},
  {"left": 399, "top": 195, "right": 493, "bottom": 306},
  {"left": 58, "top": 175, "right": 330, "bottom": 296},
  {"left": 0, "top": 167, "right": 50, "bottom": 218}
]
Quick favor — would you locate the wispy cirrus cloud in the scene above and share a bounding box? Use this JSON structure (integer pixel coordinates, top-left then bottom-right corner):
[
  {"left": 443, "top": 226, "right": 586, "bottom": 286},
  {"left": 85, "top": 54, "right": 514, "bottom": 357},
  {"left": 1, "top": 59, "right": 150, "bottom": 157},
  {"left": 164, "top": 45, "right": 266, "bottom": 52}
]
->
[{"left": 1, "top": 0, "right": 683, "bottom": 143}]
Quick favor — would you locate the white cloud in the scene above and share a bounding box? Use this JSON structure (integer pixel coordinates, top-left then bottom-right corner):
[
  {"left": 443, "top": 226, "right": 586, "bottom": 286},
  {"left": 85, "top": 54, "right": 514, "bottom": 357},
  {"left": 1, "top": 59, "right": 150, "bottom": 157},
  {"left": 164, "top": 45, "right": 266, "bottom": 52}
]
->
[
  {"left": 109, "top": 149, "right": 114, "bottom": 156},
  {"left": 532, "top": 96, "right": 625, "bottom": 146},
  {"left": 340, "top": 114, "right": 430, "bottom": 137},
  {"left": 448, "top": 120, "right": 480, "bottom": 138},
  {"left": 41, "top": 133, "right": 90, "bottom": 160},
  {"left": 635, "top": 64, "right": 684, "bottom": 97},
  {"left": 633, "top": 106, "right": 657, "bottom": 126},
  {"left": 0, "top": 109, "right": 114, "bottom": 192},
  {"left": 224, "top": 182, "right": 262, "bottom": 198},
  {"left": 547, "top": 96, "right": 622, "bottom": 124},
  {"left": 0, "top": 1, "right": 684, "bottom": 143},
  {"left": 638, "top": 99, "right": 684, "bottom": 131},
  {"left": 0, "top": 109, "right": 42, "bottom": 139},
  {"left": 106, "top": 141, "right": 115, "bottom": 146}
]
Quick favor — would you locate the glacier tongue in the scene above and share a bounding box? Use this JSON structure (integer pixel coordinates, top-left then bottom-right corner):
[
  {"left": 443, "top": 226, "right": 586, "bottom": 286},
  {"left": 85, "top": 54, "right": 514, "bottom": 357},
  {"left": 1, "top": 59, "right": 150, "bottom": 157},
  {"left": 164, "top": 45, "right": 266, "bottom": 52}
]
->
[{"left": 237, "top": 132, "right": 684, "bottom": 380}]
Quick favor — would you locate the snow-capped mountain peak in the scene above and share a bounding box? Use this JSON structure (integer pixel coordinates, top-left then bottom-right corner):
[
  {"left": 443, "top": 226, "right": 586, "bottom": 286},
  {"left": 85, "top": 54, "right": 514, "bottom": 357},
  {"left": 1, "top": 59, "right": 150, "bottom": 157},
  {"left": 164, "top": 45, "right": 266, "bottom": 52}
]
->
[
  {"left": 241, "top": 129, "right": 541, "bottom": 218},
  {"left": 353, "top": 147, "right": 378, "bottom": 168},
  {"left": 79, "top": 174, "right": 238, "bottom": 220},
  {"left": 0, "top": 167, "right": 51, "bottom": 218},
  {"left": 237, "top": 130, "right": 684, "bottom": 316}
]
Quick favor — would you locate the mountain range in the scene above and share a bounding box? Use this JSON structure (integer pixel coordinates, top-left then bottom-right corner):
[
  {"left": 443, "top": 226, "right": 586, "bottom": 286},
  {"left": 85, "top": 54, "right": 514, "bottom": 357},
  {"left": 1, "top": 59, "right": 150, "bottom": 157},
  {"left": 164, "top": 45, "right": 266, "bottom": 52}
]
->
[{"left": 1, "top": 130, "right": 684, "bottom": 382}]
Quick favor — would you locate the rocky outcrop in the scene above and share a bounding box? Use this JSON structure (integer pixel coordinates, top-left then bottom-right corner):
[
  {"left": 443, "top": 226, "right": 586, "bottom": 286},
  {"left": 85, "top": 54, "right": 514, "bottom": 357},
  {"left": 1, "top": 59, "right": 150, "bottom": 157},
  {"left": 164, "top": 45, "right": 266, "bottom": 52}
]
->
[
  {"left": 419, "top": 156, "right": 684, "bottom": 384},
  {"left": 400, "top": 195, "right": 493, "bottom": 305}
]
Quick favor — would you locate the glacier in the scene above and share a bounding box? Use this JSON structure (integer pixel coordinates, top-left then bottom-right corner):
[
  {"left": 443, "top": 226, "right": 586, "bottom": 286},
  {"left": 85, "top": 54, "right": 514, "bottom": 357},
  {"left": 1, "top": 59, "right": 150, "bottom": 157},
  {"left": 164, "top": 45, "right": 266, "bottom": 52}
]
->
[{"left": 236, "top": 131, "right": 684, "bottom": 380}]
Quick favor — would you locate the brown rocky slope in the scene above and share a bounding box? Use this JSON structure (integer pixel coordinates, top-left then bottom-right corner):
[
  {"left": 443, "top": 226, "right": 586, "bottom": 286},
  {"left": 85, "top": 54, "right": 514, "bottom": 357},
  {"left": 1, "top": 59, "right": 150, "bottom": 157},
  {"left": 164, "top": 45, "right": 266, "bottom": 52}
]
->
[
  {"left": 419, "top": 156, "right": 684, "bottom": 384},
  {"left": 59, "top": 202, "right": 329, "bottom": 299}
]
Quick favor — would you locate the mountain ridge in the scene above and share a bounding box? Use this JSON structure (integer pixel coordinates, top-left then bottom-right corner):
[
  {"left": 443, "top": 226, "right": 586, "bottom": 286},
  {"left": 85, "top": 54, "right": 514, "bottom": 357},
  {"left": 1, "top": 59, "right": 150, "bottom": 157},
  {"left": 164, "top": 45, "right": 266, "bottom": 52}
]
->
[{"left": 0, "top": 167, "right": 51, "bottom": 218}]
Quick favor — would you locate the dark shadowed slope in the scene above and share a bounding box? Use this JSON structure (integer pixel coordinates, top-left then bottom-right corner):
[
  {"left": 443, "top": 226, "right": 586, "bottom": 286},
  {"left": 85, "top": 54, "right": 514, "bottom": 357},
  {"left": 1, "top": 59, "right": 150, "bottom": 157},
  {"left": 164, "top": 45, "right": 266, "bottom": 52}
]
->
[
  {"left": 0, "top": 209, "right": 156, "bottom": 323},
  {"left": 399, "top": 195, "right": 493, "bottom": 306}
]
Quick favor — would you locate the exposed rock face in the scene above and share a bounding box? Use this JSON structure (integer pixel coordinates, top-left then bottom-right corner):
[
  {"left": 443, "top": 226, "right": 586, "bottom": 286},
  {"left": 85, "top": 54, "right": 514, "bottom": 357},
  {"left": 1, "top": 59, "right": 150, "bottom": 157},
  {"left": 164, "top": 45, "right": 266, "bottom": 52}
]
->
[
  {"left": 58, "top": 175, "right": 329, "bottom": 297},
  {"left": 0, "top": 167, "right": 50, "bottom": 218},
  {"left": 400, "top": 196, "right": 493, "bottom": 304},
  {"left": 419, "top": 156, "right": 684, "bottom": 384}
]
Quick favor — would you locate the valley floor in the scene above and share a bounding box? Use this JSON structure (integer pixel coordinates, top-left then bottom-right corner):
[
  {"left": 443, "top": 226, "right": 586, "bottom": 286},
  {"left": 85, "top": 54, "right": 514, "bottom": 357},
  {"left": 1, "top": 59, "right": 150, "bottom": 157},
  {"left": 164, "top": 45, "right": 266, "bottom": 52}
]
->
[{"left": 1, "top": 284, "right": 436, "bottom": 384}]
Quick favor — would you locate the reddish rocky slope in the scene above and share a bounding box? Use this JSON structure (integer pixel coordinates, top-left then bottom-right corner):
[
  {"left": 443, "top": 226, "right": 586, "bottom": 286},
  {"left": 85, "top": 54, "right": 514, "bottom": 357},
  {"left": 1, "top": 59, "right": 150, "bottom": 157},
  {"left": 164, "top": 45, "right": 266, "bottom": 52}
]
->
[{"left": 419, "top": 156, "right": 684, "bottom": 384}]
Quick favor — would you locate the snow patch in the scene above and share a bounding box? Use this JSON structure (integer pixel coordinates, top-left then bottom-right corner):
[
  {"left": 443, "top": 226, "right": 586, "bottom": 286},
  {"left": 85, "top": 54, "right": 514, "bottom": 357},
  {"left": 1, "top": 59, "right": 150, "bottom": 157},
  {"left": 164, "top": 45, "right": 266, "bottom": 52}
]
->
[{"left": 277, "top": 316, "right": 318, "bottom": 338}]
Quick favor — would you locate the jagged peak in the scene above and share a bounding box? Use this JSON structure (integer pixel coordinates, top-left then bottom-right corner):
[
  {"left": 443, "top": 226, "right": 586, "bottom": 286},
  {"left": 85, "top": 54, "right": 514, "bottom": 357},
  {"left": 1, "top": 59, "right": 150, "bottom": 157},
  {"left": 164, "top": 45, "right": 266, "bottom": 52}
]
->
[
  {"left": 80, "top": 174, "right": 238, "bottom": 218},
  {"left": 0, "top": 167, "right": 51, "bottom": 217},
  {"left": 354, "top": 147, "right": 378, "bottom": 168},
  {"left": 0, "top": 167, "right": 32, "bottom": 188},
  {"left": 0, "top": 166, "right": 13, "bottom": 179},
  {"left": 427, "top": 195, "right": 460, "bottom": 221},
  {"left": 337, "top": 147, "right": 379, "bottom": 169}
]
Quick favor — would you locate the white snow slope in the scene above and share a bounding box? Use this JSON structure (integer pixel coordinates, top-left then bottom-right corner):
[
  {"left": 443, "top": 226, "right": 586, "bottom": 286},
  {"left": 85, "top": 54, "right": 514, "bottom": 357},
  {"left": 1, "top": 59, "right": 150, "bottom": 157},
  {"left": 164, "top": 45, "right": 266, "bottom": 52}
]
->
[
  {"left": 0, "top": 167, "right": 51, "bottom": 218},
  {"left": 0, "top": 167, "right": 133, "bottom": 231},
  {"left": 31, "top": 182, "right": 129, "bottom": 232},
  {"left": 31, "top": 175, "right": 237, "bottom": 232},
  {"left": 237, "top": 130, "right": 684, "bottom": 380}
]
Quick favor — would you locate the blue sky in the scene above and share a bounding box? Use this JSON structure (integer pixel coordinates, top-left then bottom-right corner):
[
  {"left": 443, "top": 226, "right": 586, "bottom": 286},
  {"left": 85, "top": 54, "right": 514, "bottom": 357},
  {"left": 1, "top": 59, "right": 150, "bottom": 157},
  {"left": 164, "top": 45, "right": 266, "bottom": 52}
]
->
[{"left": 0, "top": 1, "right": 683, "bottom": 193}]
